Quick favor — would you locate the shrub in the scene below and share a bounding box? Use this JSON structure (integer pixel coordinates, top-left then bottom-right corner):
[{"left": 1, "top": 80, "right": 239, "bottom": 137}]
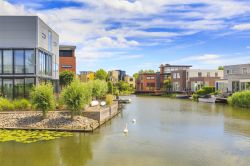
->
[
  {"left": 88, "top": 80, "right": 108, "bottom": 99},
  {"left": 0, "top": 98, "right": 15, "bottom": 111},
  {"left": 59, "top": 70, "right": 75, "bottom": 87},
  {"left": 61, "top": 79, "right": 92, "bottom": 119},
  {"left": 196, "top": 86, "right": 215, "bottom": 96},
  {"left": 30, "top": 83, "right": 55, "bottom": 118},
  {"left": 228, "top": 90, "right": 250, "bottom": 108},
  {"left": 192, "top": 94, "right": 199, "bottom": 101},
  {"left": 106, "top": 94, "right": 114, "bottom": 106},
  {"left": 13, "top": 99, "right": 31, "bottom": 111}
]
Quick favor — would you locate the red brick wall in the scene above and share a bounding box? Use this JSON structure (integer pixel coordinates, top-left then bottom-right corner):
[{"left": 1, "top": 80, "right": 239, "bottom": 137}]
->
[{"left": 59, "top": 52, "right": 76, "bottom": 74}]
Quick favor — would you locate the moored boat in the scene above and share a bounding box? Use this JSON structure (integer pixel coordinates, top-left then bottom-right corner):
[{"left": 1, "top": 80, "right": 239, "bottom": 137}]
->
[{"left": 198, "top": 95, "right": 216, "bottom": 103}]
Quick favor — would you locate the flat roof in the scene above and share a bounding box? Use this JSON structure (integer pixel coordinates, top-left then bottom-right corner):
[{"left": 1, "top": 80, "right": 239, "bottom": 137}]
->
[
  {"left": 159, "top": 64, "right": 192, "bottom": 67},
  {"left": 59, "top": 45, "right": 76, "bottom": 50}
]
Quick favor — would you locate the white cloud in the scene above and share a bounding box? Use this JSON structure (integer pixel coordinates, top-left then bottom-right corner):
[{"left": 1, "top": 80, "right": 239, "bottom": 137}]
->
[{"left": 232, "top": 23, "right": 250, "bottom": 31}]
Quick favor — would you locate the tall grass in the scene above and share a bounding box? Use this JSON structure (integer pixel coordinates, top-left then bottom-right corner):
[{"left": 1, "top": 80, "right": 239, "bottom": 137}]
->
[{"left": 228, "top": 90, "right": 250, "bottom": 108}]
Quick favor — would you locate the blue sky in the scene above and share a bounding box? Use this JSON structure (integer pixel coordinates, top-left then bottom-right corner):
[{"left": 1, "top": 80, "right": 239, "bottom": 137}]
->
[{"left": 2, "top": 0, "right": 250, "bottom": 75}]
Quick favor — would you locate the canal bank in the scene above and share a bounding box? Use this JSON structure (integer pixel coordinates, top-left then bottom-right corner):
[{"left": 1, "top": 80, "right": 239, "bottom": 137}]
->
[{"left": 0, "top": 102, "right": 119, "bottom": 132}]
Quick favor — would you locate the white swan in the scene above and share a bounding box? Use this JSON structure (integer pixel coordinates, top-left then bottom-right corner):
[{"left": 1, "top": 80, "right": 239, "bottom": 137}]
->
[
  {"left": 123, "top": 123, "right": 128, "bottom": 134},
  {"left": 132, "top": 119, "right": 136, "bottom": 123}
]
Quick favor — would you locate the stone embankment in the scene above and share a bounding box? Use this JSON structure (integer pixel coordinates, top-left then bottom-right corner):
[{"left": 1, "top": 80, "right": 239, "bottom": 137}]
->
[{"left": 0, "top": 102, "right": 119, "bottom": 132}]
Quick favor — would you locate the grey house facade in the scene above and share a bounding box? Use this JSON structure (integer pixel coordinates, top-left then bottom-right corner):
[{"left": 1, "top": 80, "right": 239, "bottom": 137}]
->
[
  {"left": 221, "top": 64, "right": 250, "bottom": 93},
  {"left": 0, "top": 16, "right": 59, "bottom": 99}
]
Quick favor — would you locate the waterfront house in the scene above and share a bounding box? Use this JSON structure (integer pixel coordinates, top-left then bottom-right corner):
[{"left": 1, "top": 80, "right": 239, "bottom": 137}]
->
[
  {"left": 0, "top": 16, "right": 59, "bottom": 99},
  {"left": 171, "top": 69, "right": 223, "bottom": 92},
  {"left": 108, "top": 70, "right": 126, "bottom": 82},
  {"left": 218, "top": 64, "right": 250, "bottom": 93},
  {"left": 136, "top": 72, "right": 161, "bottom": 93},
  {"left": 124, "top": 75, "right": 135, "bottom": 88},
  {"left": 159, "top": 64, "right": 192, "bottom": 89},
  {"left": 59, "top": 45, "right": 76, "bottom": 74}
]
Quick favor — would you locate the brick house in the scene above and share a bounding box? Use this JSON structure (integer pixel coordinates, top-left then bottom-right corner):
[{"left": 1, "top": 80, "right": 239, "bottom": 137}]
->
[
  {"left": 171, "top": 69, "right": 223, "bottom": 92},
  {"left": 136, "top": 73, "right": 160, "bottom": 93},
  {"left": 59, "top": 45, "right": 76, "bottom": 74}
]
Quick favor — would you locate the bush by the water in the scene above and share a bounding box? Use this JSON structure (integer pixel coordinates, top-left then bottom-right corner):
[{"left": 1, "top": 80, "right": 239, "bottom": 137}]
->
[
  {"left": 228, "top": 90, "right": 250, "bottom": 108},
  {"left": 196, "top": 86, "right": 215, "bottom": 96},
  {"left": 61, "top": 79, "right": 92, "bottom": 119},
  {"left": 30, "top": 83, "right": 55, "bottom": 118},
  {"left": 106, "top": 94, "right": 114, "bottom": 106},
  {"left": 88, "top": 80, "right": 108, "bottom": 99}
]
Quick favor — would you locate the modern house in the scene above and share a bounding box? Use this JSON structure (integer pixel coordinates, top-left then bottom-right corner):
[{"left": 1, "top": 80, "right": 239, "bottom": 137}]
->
[
  {"left": 136, "top": 72, "right": 161, "bottom": 93},
  {"left": 59, "top": 45, "right": 76, "bottom": 74},
  {"left": 124, "top": 75, "right": 135, "bottom": 88},
  {"left": 79, "top": 71, "right": 95, "bottom": 82},
  {"left": 108, "top": 70, "right": 126, "bottom": 82},
  {"left": 0, "top": 16, "right": 59, "bottom": 99},
  {"left": 216, "top": 64, "right": 250, "bottom": 93},
  {"left": 171, "top": 69, "right": 223, "bottom": 92},
  {"left": 159, "top": 64, "right": 192, "bottom": 89}
]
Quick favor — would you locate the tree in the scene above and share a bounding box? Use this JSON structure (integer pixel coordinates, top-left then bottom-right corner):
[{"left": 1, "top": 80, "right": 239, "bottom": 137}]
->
[
  {"left": 59, "top": 71, "right": 75, "bottom": 87},
  {"left": 164, "top": 77, "right": 172, "bottom": 93},
  {"left": 115, "top": 81, "right": 133, "bottom": 95},
  {"left": 95, "top": 69, "right": 108, "bottom": 80},
  {"left": 30, "top": 83, "right": 55, "bottom": 119},
  {"left": 89, "top": 80, "right": 108, "bottom": 99},
  {"left": 61, "top": 79, "right": 92, "bottom": 120},
  {"left": 107, "top": 81, "right": 113, "bottom": 94},
  {"left": 218, "top": 66, "right": 224, "bottom": 70},
  {"left": 133, "top": 73, "right": 139, "bottom": 80}
]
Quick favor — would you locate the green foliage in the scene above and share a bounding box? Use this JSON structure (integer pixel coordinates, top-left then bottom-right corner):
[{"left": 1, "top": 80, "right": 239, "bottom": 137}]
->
[
  {"left": 133, "top": 73, "right": 139, "bottom": 80},
  {"left": 192, "top": 94, "right": 199, "bottom": 101},
  {"left": 0, "top": 130, "right": 73, "bottom": 144},
  {"left": 107, "top": 81, "right": 113, "bottom": 94},
  {"left": 228, "top": 90, "right": 250, "bottom": 108},
  {"left": 30, "top": 83, "right": 55, "bottom": 118},
  {"left": 13, "top": 99, "right": 31, "bottom": 111},
  {"left": 59, "top": 70, "right": 75, "bottom": 87},
  {"left": 115, "top": 81, "right": 133, "bottom": 95},
  {"left": 95, "top": 69, "right": 108, "bottom": 80},
  {"left": 164, "top": 78, "right": 172, "bottom": 92},
  {"left": 106, "top": 94, "right": 114, "bottom": 106},
  {"left": 196, "top": 86, "right": 215, "bottom": 95},
  {"left": 218, "top": 66, "right": 224, "bottom": 70},
  {"left": 61, "top": 79, "right": 92, "bottom": 119},
  {"left": 89, "top": 80, "right": 108, "bottom": 99},
  {"left": 0, "top": 98, "right": 15, "bottom": 111}
]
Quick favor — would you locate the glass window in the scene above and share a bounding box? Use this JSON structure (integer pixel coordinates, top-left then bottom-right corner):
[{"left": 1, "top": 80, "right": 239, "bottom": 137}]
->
[
  {"left": 25, "top": 50, "right": 35, "bottom": 74},
  {"left": 14, "top": 50, "right": 24, "bottom": 74},
  {"left": 59, "top": 50, "right": 73, "bottom": 57},
  {"left": 0, "top": 78, "right": 2, "bottom": 95},
  {"left": 207, "top": 72, "right": 210, "bottom": 77},
  {"left": 14, "top": 79, "right": 24, "bottom": 98},
  {"left": 242, "top": 68, "right": 247, "bottom": 74},
  {"left": 198, "top": 72, "right": 202, "bottom": 77},
  {"left": 3, "top": 79, "right": 13, "bottom": 99},
  {"left": 215, "top": 72, "right": 218, "bottom": 77},
  {"left": 25, "top": 78, "right": 35, "bottom": 97},
  {"left": 3, "top": 50, "right": 13, "bottom": 74}
]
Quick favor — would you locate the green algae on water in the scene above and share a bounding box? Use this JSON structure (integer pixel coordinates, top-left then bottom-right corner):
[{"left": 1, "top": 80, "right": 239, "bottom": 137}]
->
[{"left": 0, "top": 130, "right": 73, "bottom": 144}]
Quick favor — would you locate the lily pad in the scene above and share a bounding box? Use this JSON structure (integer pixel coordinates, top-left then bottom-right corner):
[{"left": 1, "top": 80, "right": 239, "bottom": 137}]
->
[{"left": 0, "top": 130, "right": 73, "bottom": 144}]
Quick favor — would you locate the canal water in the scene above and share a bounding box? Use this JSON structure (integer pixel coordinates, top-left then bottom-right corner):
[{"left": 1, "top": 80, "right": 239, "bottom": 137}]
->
[{"left": 1, "top": 96, "right": 250, "bottom": 166}]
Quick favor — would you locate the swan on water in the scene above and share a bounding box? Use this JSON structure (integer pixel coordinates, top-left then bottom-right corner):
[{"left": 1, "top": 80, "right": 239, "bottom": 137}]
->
[
  {"left": 132, "top": 119, "right": 136, "bottom": 123},
  {"left": 123, "top": 123, "right": 128, "bottom": 134}
]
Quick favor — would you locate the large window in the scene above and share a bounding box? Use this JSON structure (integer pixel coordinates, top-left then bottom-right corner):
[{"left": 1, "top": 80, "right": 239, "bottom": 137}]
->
[
  {"left": 14, "top": 50, "right": 25, "bottom": 74},
  {"left": 25, "top": 78, "right": 35, "bottom": 97},
  {"left": 59, "top": 50, "right": 73, "bottom": 57},
  {"left": 3, "top": 79, "right": 13, "bottom": 99},
  {"left": 39, "top": 51, "right": 52, "bottom": 76},
  {"left": 25, "top": 50, "right": 35, "bottom": 74},
  {"left": 14, "top": 79, "right": 25, "bottom": 98},
  {"left": 3, "top": 50, "right": 13, "bottom": 74}
]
